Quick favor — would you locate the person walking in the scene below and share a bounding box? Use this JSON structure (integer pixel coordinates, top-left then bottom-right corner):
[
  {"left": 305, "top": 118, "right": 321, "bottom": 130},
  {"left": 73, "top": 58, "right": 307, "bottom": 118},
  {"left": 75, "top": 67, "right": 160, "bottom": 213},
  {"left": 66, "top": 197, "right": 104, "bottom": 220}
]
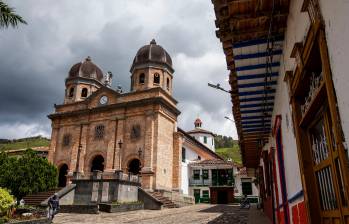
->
[{"left": 47, "top": 193, "right": 59, "bottom": 220}]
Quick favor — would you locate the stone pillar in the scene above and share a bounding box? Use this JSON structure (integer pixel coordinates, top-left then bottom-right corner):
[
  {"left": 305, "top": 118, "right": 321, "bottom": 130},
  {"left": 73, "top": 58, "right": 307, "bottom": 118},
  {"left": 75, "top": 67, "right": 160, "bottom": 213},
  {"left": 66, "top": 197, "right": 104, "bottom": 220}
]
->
[
  {"left": 68, "top": 124, "right": 82, "bottom": 175},
  {"left": 48, "top": 123, "right": 59, "bottom": 164},
  {"left": 77, "top": 122, "right": 89, "bottom": 174},
  {"left": 105, "top": 120, "right": 117, "bottom": 173},
  {"left": 141, "top": 111, "right": 155, "bottom": 190},
  {"left": 172, "top": 131, "right": 184, "bottom": 190}
]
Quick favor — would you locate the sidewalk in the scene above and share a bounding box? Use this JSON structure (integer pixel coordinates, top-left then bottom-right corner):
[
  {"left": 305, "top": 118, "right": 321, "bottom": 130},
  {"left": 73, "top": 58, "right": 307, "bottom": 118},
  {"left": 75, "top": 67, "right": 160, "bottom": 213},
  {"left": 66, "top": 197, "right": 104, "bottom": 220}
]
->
[{"left": 247, "top": 205, "right": 271, "bottom": 224}]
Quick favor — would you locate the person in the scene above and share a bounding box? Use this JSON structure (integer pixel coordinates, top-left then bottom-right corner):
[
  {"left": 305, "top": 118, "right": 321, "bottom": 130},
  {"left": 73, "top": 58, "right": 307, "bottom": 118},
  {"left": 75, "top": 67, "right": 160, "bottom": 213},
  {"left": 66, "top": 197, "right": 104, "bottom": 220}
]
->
[
  {"left": 240, "top": 194, "right": 251, "bottom": 209},
  {"left": 47, "top": 193, "right": 59, "bottom": 220}
]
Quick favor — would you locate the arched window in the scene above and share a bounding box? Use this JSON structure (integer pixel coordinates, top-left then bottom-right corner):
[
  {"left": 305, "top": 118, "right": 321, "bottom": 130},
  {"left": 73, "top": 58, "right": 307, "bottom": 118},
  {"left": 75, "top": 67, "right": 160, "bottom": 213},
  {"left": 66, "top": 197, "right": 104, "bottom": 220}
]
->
[
  {"left": 81, "top": 88, "right": 88, "bottom": 97},
  {"left": 68, "top": 87, "right": 74, "bottom": 98},
  {"left": 139, "top": 73, "right": 145, "bottom": 84},
  {"left": 153, "top": 73, "right": 160, "bottom": 85},
  {"left": 166, "top": 78, "right": 170, "bottom": 90}
]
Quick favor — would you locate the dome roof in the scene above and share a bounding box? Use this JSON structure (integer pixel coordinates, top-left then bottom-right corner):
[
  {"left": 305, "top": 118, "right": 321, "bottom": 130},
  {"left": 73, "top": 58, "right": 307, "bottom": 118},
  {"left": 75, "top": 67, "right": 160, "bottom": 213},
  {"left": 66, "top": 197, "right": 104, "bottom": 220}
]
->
[
  {"left": 194, "top": 118, "right": 202, "bottom": 125},
  {"left": 68, "top": 56, "right": 104, "bottom": 82},
  {"left": 130, "top": 39, "right": 173, "bottom": 73}
]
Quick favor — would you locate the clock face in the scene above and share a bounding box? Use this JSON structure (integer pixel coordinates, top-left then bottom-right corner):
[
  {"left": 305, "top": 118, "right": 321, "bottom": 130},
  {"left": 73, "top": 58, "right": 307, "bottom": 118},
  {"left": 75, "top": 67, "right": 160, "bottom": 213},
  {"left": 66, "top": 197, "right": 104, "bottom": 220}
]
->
[{"left": 99, "top": 95, "right": 108, "bottom": 105}]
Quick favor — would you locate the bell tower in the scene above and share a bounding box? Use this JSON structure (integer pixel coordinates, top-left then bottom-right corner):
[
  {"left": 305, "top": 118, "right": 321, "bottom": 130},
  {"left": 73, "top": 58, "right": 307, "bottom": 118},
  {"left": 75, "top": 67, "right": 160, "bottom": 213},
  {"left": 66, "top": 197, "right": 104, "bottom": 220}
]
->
[
  {"left": 130, "top": 39, "right": 174, "bottom": 95},
  {"left": 64, "top": 56, "right": 104, "bottom": 104}
]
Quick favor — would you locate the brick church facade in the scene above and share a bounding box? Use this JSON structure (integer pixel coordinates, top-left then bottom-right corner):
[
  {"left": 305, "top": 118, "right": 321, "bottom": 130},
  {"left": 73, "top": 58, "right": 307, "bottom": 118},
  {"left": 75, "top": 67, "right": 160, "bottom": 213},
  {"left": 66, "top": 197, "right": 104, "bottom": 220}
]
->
[{"left": 48, "top": 40, "right": 221, "bottom": 192}]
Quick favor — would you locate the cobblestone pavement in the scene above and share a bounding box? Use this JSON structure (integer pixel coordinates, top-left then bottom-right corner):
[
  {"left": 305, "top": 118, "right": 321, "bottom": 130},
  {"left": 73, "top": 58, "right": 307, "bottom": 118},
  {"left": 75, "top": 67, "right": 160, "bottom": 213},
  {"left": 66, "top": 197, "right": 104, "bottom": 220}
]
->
[{"left": 53, "top": 204, "right": 270, "bottom": 224}]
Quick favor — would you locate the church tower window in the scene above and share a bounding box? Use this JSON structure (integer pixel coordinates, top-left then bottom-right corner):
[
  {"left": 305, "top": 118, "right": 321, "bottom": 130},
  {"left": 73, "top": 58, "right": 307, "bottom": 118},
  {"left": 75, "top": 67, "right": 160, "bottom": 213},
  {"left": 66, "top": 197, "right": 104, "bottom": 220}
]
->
[
  {"left": 81, "top": 88, "right": 88, "bottom": 98},
  {"left": 166, "top": 78, "right": 170, "bottom": 90},
  {"left": 95, "top": 124, "right": 105, "bottom": 140},
  {"left": 139, "top": 73, "right": 145, "bottom": 84},
  {"left": 63, "top": 134, "right": 71, "bottom": 147},
  {"left": 68, "top": 87, "right": 74, "bottom": 98},
  {"left": 154, "top": 73, "right": 160, "bottom": 85}
]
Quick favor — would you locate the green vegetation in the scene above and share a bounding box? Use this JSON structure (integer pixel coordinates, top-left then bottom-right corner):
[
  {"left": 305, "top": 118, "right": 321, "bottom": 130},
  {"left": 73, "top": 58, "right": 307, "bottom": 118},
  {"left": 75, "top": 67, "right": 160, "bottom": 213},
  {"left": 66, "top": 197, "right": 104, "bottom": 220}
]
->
[
  {"left": 0, "top": 0, "right": 27, "bottom": 29},
  {"left": 0, "top": 149, "right": 57, "bottom": 199},
  {"left": 0, "top": 188, "right": 14, "bottom": 214},
  {"left": 215, "top": 145, "right": 242, "bottom": 164},
  {"left": 214, "top": 135, "right": 237, "bottom": 148},
  {"left": 0, "top": 136, "right": 50, "bottom": 151}
]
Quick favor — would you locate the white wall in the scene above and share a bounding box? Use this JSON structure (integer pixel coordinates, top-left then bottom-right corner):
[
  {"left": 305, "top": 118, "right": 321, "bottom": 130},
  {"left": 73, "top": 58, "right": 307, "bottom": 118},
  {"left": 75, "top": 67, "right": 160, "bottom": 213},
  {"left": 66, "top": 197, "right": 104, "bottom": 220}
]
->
[
  {"left": 181, "top": 145, "right": 199, "bottom": 195},
  {"left": 188, "top": 133, "right": 215, "bottom": 151},
  {"left": 319, "top": 0, "right": 349, "bottom": 150}
]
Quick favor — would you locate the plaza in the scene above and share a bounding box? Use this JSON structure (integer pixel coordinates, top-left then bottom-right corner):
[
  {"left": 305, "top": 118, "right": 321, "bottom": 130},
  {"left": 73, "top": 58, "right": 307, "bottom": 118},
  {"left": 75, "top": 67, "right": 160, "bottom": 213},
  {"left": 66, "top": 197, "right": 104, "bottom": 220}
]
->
[{"left": 54, "top": 204, "right": 269, "bottom": 224}]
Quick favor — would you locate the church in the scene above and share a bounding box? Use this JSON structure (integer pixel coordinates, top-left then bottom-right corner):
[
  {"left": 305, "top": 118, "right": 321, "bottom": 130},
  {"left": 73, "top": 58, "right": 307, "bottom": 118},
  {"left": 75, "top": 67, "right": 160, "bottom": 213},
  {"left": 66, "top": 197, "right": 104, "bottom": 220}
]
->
[{"left": 47, "top": 39, "right": 222, "bottom": 194}]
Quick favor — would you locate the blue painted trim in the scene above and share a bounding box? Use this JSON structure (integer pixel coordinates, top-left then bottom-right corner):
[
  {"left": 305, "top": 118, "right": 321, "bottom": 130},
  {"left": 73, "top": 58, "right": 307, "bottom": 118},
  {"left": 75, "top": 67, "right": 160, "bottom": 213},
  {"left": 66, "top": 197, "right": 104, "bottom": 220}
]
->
[
  {"left": 238, "top": 81, "right": 277, "bottom": 88},
  {"left": 233, "top": 36, "right": 284, "bottom": 49},
  {"left": 244, "top": 128, "right": 271, "bottom": 133},
  {"left": 277, "top": 190, "right": 304, "bottom": 209},
  {"left": 234, "top": 49, "right": 283, "bottom": 60},
  {"left": 240, "top": 102, "right": 274, "bottom": 109},
  {"left": 241, "top": 115, "right": 272, "bottom": 120},
  {"left": 241, "top": 108, "right": 273, "bottom": 114},
  {"left": 239, "top": 89, "right": 275, "bottom": 96},
  {"left": 240, "top": 96, "right": 275, "bottom": 102},
  {"left": 242, "top": 124, "right": 271, "bottom": 129},
  {"left": 236, "top": 62, "right": 280, "bottom": 72},
  {"left": 241, "top": 119, "right": 271, "bottom": 125},
  {"left": 288, "top": 190, "right": 304, "bottom": 204},
  {"left": 237, "top": 72, "right": 279, "bottom": 80}
]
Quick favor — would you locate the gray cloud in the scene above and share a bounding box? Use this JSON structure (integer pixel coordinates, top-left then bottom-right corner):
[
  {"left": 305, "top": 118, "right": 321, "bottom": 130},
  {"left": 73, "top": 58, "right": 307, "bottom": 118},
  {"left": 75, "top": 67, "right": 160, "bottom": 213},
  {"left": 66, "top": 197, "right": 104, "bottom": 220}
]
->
[{"left": 0, "top": 0, "right": 237, "bottom": 139}]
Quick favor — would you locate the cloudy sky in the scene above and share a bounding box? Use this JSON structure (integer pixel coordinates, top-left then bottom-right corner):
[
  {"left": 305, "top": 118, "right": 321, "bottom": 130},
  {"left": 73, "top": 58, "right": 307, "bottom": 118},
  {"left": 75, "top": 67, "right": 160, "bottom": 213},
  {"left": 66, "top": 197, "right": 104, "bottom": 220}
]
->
[{"left": 0, "top": 0, "right": 237, "bottom": 139}]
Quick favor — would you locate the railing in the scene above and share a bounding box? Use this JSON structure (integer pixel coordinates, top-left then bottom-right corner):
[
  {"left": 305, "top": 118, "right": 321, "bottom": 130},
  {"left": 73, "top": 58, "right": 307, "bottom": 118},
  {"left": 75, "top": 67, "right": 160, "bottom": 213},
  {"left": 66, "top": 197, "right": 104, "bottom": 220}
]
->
[
  {"left": 189, "top": 179, "right": 212, "bottom": 186},
  {"left": 189, "top": 179, "right": 234, "bottom": 187}
]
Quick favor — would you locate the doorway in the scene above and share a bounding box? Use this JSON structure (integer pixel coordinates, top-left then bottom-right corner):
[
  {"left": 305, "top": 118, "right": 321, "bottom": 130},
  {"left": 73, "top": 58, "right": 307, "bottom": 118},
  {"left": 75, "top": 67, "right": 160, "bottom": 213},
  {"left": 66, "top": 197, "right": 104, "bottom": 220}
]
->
[
  {"left": 194, "top": 189, "right": 201, "bottom": 203},
  {"left": 217, "top": 190, "right": 228, "bottom": 204},
  {"left": 90, "top": 155, "right": 104, "bottom": 172},
  {"left": 128, "top": 159, "right": 141, "bottom": 175},
  {"left": 58, "top": 164, "right": 68, "bottom": 187}
]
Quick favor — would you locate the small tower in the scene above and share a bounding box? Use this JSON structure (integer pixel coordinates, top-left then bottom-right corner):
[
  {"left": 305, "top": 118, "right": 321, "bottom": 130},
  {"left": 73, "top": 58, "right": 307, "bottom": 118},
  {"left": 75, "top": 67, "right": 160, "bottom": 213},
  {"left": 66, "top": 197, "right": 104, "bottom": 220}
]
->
[
  {"left": 194, "top": 118, "right": 202, "bottom": 128},
  {"left": 64, "top": 56, "right": 104, "bottom": 104},
  {"left": 130, "top": 39, "right": 174, "bottom": 94},
  {"left": 188, "top": 118, "right": 216, "bottom": 151}
]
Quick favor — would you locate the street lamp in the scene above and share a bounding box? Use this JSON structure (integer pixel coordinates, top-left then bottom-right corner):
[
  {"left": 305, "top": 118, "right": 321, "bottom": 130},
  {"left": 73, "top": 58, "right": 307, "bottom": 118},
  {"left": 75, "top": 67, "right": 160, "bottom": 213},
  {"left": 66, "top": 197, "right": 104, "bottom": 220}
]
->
[
  {"left": 208, "top": 83, "right": 231, "bottom": 93},
  {"left": 224, "top": 116, "right": 235, "bottom": 123},
  {"left": 118, "top": 140, "right": 123, "bottom": 170}
]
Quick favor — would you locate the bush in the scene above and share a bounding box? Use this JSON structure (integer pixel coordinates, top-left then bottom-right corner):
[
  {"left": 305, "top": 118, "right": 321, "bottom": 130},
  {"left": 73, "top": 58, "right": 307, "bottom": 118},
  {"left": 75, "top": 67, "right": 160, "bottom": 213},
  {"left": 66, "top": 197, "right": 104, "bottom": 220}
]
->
[
  {"left": 0, "top": 188, "right": 15, "bottom": 215},
  {"left": 0, "top": 149, "right": 58, "bottom": 199}
]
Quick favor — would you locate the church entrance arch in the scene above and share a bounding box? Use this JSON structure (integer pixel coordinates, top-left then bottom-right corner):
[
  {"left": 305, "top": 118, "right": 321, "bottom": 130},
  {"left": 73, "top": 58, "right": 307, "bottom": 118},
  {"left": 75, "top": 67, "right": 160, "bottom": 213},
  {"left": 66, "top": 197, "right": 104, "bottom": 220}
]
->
[
  {"left": 90, "top": 155, "right": 104, "bottom": 172},
  {"left": 128, "top": 159, "right": 141, "bottom": 175},
  {"left": 58, "top": 164, "right": 68, "bottom": 187}
]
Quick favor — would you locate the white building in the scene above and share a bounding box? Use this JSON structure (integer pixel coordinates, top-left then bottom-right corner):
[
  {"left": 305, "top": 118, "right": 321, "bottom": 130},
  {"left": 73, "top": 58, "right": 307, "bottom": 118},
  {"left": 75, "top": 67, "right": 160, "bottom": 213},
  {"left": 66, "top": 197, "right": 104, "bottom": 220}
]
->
[
  {"left": 213, "top": 0, "right": 349, "bottom": 222},
  {"left": 187, "top": 118, "right": 215, "bottom": 151}
]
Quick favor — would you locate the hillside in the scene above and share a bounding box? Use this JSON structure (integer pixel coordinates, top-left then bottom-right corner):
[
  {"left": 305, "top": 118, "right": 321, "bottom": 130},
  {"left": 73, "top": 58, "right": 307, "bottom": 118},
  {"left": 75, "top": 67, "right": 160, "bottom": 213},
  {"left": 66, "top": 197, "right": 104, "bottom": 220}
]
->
[
  {"left": 0, "top": 136, "right": 50, "bottom": 151},
  {"left": 215, "top": 145, "right": 242, "bottom": 164}
]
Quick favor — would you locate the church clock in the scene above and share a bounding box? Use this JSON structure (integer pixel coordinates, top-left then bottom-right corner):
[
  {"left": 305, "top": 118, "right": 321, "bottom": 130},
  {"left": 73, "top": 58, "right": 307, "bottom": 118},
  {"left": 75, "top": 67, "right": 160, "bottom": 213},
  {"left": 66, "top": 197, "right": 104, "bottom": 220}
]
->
[{"left": 99, "top": 95, "right": 108, "bottom": 105}]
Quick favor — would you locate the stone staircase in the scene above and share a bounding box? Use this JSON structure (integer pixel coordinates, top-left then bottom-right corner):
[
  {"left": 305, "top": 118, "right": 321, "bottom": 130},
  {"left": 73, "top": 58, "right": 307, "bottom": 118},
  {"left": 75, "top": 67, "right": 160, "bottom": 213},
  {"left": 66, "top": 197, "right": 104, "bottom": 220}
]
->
[
  {"left": 148, "top": 191, "right": 179, "bottom": 208},
  {"left": 23, "top": 188, "right": 62, "bottom": 206}
]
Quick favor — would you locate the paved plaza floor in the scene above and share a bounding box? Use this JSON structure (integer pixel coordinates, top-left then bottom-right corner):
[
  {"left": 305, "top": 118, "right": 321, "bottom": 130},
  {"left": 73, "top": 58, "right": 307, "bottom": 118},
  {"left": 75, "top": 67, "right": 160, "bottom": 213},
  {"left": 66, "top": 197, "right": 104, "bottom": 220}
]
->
[{"left": 53, "top": 204, "right": 271, "bottom": 224}]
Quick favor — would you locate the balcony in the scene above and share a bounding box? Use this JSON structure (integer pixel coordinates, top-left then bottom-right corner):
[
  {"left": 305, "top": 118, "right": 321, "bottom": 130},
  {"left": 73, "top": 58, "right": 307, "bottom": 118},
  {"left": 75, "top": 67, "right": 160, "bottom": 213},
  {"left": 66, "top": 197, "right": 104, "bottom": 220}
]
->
[{"left": 189, "top": 178, "right": 234, "bottom": 187}]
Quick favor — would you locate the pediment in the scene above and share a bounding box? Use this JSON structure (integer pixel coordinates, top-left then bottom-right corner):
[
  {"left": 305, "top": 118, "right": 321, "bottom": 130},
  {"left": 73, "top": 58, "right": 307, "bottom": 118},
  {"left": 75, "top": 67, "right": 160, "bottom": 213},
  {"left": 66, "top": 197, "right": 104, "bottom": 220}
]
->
[{"left": 85, "top": 86, "right": 120, "bottom": 109}]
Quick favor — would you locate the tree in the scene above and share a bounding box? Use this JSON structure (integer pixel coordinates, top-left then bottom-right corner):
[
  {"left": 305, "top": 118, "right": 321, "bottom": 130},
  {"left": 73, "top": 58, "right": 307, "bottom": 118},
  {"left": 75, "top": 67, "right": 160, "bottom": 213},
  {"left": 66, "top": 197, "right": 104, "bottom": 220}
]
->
[
  {"left": 0, "top": 0, "right": 27, "bottom": 29},
  {"left": 0, "top": 188, "right": 14, "bottom": 215},
  {"left": 0, "top": 149, "right": 58, "bottom": 199}
]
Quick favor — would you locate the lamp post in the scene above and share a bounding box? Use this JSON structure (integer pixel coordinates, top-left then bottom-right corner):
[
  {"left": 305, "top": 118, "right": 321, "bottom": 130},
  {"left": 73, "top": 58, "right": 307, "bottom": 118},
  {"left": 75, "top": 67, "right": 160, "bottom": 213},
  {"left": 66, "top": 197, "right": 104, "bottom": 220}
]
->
[
  {"left": 224, "top": 116, "right": 235, "bottom": 123},
  {"left": 118, "top": 140, "right": 123, "bottom": 170},
  {"left": 208, "top": 83, "right": 231, "bottom": 93}
]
